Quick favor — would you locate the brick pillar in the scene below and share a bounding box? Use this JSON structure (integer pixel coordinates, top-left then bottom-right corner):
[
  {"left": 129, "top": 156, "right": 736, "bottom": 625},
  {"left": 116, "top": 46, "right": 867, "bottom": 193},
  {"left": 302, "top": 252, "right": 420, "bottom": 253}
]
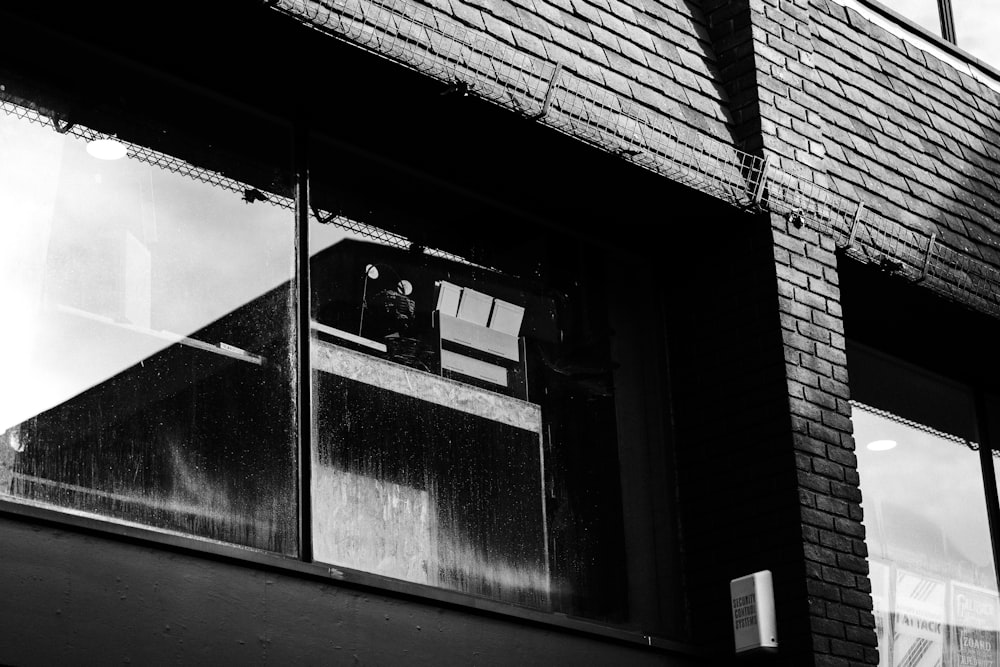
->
[
  {"left": 771, "top": 216, "right": 877, "bottom": 666},
  {"left": 752, "top": 0, "right": 878, "bottom": 663}
]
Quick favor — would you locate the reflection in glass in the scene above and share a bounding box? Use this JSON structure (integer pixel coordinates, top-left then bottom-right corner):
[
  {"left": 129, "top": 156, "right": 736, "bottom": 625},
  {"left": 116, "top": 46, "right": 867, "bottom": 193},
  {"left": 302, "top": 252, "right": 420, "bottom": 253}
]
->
[
  {"left": 312, "top": 354, "right": 549, "bottom": 606},
  {"left": 0, "top": 98, "right": 297, "bottom": 553},
  {"left": 953, "top": 3, "right": 1000, "bottom": 67},
  {"left": 308, "top": 237, "right": 554, "bottom": 608},
  {"left": 855, "top": 402, "right": 999, "bottom": 666},
  {"left": 307, "top": 172, "right": 631, "bottom": 619},
  {"left": 878, "top": 0, "right": 943, "bottom": 36}
]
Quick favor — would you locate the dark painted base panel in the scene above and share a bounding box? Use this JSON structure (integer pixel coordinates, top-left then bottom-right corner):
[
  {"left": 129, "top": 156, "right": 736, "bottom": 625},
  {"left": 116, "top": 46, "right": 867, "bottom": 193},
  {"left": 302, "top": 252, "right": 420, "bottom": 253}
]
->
[{"left": 0, "top": 515, "right": 704, "bottom": 666}]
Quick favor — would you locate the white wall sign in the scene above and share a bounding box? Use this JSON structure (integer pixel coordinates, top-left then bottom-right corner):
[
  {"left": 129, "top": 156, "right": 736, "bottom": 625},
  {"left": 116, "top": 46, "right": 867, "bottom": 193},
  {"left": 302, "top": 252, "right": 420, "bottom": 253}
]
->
[{"left": 731, "top": 570, "right": 778, "bottom": 654}]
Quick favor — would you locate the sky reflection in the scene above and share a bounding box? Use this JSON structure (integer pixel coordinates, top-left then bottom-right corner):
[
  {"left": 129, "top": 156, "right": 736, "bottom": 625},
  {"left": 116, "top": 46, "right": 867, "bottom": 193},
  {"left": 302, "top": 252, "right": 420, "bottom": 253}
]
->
[{"left": 0, "top": 111, "right": 369, "bottom": 433}]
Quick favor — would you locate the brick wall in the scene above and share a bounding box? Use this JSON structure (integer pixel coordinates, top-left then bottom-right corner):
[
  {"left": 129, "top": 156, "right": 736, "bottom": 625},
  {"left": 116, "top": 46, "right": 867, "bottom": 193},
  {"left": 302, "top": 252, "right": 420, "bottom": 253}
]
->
[
  {"left": 810, "top": 0, "right": 1000, "bottom": 271},
  {"left": 410, "top": 0, "right": 738, "bottom": 144}
]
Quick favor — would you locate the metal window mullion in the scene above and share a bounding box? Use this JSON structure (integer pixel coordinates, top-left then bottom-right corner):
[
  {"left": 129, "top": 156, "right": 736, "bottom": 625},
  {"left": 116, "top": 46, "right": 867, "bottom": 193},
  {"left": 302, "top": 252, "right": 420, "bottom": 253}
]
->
[
  {"left": 975, "top": 390, "right": 1000, "bottom": 590},
  {"left": 295, "top": 122, "right": 314, "bottom": 563}
]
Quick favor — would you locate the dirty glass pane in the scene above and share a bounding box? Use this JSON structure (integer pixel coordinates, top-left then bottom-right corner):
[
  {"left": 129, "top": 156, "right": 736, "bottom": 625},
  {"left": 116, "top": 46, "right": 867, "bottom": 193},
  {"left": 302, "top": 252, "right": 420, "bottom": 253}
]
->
[
  {"left": 308, "top": 140, "right": 630, "bottom": 619},
  {"left": 877, "top": 0, "right": 943, "bottom": 37},
  {"left": 953, "top": 3, "right": 1000, "bottom": 67},
  {"left": 851, "top": 349, "right": 998, "bottom": 667},
  {"left": 0, "top": 86, "right": 297, "bottom": 553}
]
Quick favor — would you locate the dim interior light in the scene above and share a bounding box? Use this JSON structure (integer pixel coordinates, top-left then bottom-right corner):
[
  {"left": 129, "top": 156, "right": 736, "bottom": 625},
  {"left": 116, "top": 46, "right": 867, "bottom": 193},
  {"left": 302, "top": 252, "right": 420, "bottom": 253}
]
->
[
  {"left": 86, "top": 138, "right": 128, "bottom": 160},
  {"left": 866, "top": 439, "right": 897, "bottom": 451}
]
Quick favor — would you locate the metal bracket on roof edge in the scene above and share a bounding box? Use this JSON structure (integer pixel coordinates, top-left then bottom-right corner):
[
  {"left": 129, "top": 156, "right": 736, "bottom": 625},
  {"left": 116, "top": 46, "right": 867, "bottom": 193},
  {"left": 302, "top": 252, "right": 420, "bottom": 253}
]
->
[
  {"left": 312, "top": 205, "right": 338, "bottom": 225},
  {"left": 916, "top": 232, "right": 937, "bottom": 282},
  {"left": 534, "top": 64, "right": 563, "bottom": 120},
  {"left": 750, "top": 154, "right": 771, "bottom": 212},
  {"left": 845, "top": 201, "right": 866, "bottom": 248},
  {"left": 51, "top": 114, "right": 74, "bottom": 134}
]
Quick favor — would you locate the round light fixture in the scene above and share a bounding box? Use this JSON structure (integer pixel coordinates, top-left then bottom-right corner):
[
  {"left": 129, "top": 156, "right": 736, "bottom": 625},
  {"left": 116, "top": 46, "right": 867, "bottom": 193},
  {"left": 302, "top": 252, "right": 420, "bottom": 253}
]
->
[
  {"left": 866, "top": 439, "right": 897, "bottom": 451},
  {"left": 86, "top": 138, "right": 128, "bottom": 160}
]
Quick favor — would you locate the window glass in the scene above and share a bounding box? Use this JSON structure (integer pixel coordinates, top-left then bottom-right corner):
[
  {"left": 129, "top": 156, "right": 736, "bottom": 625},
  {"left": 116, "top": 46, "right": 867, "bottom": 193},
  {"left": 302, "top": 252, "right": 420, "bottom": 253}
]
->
[
  {"left": 878, "top": 0, "right": 943, "bottom": 36},
  {"left": 953, "top": 2, "right": 1000, "bottom": 67},
  {"left": 308, "top": 228, "right": 554, "bottom": 609},
  {"left": 855, "top": 404, "right": 997, "bottom": 666},
  {"left": 0, "top": 85, "right": 298, "bottom": 554},
  {"left": 306, "top": 138, "right": 653, "bottom": 625},
  {"left": 850, "top": 341, "right": 1000, "bottom": 667}
]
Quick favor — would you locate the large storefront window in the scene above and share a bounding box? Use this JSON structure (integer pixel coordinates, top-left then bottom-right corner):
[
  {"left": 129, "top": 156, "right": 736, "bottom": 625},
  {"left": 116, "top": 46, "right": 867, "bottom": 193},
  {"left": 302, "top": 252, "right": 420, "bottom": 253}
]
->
[
  {"left": 0, "top": 63, "right": 676, "bottom": 634},
  {"left": 851, "top": 343, "right": 1000, "bottom": 666},
  {"left": 0, "top": 84, "right": 298, "bottom": 553}
]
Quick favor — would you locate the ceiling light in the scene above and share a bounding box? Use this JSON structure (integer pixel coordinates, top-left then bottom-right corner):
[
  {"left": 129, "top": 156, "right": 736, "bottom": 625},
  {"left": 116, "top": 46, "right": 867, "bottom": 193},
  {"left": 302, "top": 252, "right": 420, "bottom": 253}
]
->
[
  {"left": 86, "top": 138, "right": 128, "bottom": 160},
  {"left": 866, "top": 439, "right": 897, "bottom": 451}
]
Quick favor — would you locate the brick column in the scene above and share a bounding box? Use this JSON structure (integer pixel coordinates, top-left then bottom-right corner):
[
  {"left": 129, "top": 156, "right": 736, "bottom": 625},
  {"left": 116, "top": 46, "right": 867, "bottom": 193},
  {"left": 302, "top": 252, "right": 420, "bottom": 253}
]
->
[
  {"left": 772, "top": 216, "right": 877, "bottom": 666},
  {"left": 752, "top": 0, "right": 878, "bottom": 663}
]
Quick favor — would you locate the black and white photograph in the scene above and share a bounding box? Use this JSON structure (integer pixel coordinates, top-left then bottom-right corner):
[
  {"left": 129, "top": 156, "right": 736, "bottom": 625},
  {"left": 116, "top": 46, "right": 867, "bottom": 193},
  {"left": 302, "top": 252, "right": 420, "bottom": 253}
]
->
[{"left": 1, "top": 0, "right": 999, "bottom": 664}]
